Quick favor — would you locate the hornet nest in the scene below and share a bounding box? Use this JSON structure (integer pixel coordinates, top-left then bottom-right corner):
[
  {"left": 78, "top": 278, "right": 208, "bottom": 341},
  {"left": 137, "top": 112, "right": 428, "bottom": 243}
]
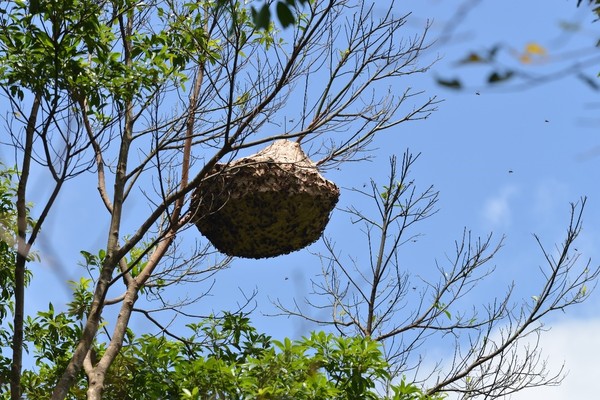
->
[{"left": 190, "top": 139, "right": 339, "bottom": 259}]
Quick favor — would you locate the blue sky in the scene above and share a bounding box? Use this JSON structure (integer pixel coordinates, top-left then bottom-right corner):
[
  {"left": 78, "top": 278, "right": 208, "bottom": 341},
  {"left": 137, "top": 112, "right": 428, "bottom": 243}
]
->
[{"left": 8, "top": 0, "right": 600, "bottom": 398}]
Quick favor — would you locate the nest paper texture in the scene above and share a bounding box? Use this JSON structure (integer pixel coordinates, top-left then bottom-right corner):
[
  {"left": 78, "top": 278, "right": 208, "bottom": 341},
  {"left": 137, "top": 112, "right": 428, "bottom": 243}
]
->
[{"left": 191, "top": 140, "right": 339, "bottom": 259}]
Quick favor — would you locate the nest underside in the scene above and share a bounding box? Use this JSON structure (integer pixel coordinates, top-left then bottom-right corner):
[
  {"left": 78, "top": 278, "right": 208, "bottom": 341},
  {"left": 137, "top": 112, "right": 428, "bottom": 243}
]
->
[{"left": 191, "top": 141, "right": 339, "bottom": 259}]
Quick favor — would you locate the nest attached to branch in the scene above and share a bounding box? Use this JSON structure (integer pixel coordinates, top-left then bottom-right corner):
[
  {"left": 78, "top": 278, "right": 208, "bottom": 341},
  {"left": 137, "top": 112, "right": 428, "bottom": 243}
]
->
[{"left": 190, "top": 140, "right": 340, "bottom": 259}]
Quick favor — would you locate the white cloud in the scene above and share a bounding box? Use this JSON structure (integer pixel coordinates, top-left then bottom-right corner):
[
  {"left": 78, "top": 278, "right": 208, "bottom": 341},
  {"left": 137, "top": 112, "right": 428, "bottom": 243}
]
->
[
  {"left": 419, "top": 317, "right": 600, "bottom": 400},
  {"left": 508, "top": 318, "right": 600, "bottom": 399},
  {"left": 482, "top": 186, "right": 518, "bottom": 228}
]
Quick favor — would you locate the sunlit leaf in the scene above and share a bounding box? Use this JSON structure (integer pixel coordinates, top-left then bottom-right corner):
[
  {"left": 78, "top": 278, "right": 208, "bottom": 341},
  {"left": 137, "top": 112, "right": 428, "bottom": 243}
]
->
[
  {"left": 519, "top": 42, "right": 547, "bottom": 64},
  {"left": 519, "top": 54, "right": 532, "bottom": 64},
  {"left": 457, "top": 45, "right": 501, "bottom": 66},
  {"left": 457, "top": 52, "right": 486, "bottom": 65},
  {"left": 525, "top": 42, "right": 547, "bottom": 56}
]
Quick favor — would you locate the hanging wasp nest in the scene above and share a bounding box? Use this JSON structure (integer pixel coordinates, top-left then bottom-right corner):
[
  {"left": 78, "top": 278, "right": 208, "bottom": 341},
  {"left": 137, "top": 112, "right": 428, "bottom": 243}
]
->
[{"left": 190, "top": 139, "right": 340, "bottom": 259}]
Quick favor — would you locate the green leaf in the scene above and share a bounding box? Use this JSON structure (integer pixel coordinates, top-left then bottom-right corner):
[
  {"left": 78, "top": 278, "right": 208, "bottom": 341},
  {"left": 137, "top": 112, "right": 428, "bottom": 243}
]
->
[
  {"left": 276, "top": 2, "right": 295, "bottom": 28},
  {"left": 28, "top": 0, "right": 41, "bottom": 14},
  {"left": 80, "top": 250, "right": 94, "bottom": 265},
  {"left": 436, "top": 76, "right": 462, "bottom": 89},
  {"left": 443, "top": 309, "right": 452, "bottom": 320},
  {"left": 251, "top": 4, "right": 272, "bottom": 30},
  {"left": 488, "top": 70, "right": 514, "bottom": 84}
]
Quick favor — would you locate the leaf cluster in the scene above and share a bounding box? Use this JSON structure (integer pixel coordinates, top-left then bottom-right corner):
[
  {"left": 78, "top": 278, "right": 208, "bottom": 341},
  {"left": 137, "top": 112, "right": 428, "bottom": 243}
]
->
[{"left": 6, "top": 300, "right": 442, "bottom": 399}]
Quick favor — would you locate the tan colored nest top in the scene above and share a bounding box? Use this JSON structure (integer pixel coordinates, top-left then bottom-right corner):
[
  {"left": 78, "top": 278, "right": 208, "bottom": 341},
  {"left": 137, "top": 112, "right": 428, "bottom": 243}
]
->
[{"left": 190, "top": 140, "right": 339, "bottom": 259}]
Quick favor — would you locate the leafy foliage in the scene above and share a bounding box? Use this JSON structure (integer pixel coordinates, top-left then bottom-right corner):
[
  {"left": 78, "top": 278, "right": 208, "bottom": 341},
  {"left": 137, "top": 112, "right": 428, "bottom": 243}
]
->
[
  {"left": 0, "top": 165, "right": 35, "bottom": 392},
  {"left": 0, "top": 165, "right": 19, "bottom": 320},
  {"left": 9, "top": 301, "right": 442, "bottom": 399},
  {"left": 0, "top": 165, "right": 18, "bottom": 391}
]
